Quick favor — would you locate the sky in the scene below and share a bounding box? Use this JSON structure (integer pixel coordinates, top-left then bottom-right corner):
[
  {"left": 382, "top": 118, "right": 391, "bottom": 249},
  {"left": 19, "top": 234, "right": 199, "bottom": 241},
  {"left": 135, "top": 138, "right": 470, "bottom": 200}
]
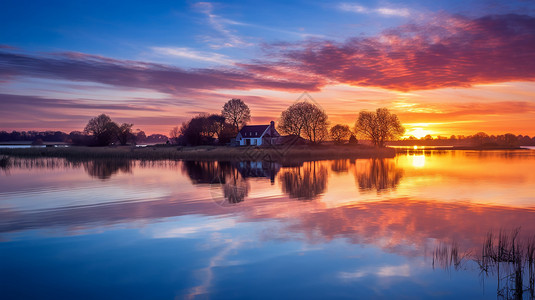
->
[{"left": 1, "top": 0, "right": 535, "bottom": 138}]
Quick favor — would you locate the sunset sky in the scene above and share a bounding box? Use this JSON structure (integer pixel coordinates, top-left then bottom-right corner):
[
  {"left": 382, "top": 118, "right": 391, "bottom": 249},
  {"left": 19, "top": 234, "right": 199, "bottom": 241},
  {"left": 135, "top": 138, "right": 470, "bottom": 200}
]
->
[{"left": 1, "top": 0, "right": 535, "bottom": 137}]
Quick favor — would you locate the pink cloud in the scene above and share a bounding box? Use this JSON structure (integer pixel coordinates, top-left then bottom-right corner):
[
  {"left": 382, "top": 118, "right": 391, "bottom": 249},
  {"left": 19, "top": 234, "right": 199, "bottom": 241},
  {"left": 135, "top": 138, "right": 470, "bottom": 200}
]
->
[
  {"left": 0, "top": 50, "right": 322, "bottom": 94},
  {"left": 260, "top": 13, "right": 535, "bottom": 91},
  {"left": 1, "top": 14, "right": 534, "bottom": 94}
]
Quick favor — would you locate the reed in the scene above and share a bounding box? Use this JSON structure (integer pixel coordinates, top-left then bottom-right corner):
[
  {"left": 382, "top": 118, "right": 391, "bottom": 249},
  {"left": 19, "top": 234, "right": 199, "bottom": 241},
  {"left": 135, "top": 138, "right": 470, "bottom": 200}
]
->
[{"left": 0, "top": 156, "right": 9, "bottom": 168}]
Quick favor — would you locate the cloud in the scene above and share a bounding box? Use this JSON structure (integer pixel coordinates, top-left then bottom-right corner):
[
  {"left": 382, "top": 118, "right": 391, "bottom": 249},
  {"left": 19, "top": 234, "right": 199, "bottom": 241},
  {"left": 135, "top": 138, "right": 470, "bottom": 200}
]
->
[
  {"left": 397, "top": 101, "right": 535, "bottom": 122},
  {"left": 338, "top": 3, "right": 410, "bottom": 17},
  {"left": 0, "top": 50, "right": 321, "bottom": 93},
  {"left": 150, "top": 46, "right": 235, "bottom": 65},
  {"left": 1, "top": 13, "right": 534, "bottom": 95},
  {"left": 193, "top": 2, "right": 251, "bottom": 48},
  {"left": 261, "top": 13, "right": 535, "bottom": 91},
  {"left": 0, "top": 93, "right": 165, "bottom": 112}
]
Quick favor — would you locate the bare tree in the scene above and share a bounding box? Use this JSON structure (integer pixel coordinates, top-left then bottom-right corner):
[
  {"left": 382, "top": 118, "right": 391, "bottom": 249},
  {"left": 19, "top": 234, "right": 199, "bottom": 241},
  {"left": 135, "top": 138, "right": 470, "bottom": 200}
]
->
[
  {"left": 169, "top": 126, "right": 180, "bottom": 144},
  {"left": 84, "top": 114, "right": 119, "bottom": 146},
  {"left": 354, "top": 108, "right": 405, "bottom": 147},
  {"left": 221, "top": 99, "right": 251, "bottom": 132},
  {"left": 330, "top": 124, "right": 351, "bottom": 144},
  {"left": 117, "top": 123, "right": 134, "bottom": 145},
  {"left": 279, "top": 102, "right": 329, "bottom": 143}
]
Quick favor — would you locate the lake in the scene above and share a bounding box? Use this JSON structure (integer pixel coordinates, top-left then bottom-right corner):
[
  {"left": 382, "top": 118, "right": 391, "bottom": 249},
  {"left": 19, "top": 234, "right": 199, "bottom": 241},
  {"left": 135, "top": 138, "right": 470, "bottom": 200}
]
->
[{"left": 1, "top": 149, "right": 535, "bottom": 299}]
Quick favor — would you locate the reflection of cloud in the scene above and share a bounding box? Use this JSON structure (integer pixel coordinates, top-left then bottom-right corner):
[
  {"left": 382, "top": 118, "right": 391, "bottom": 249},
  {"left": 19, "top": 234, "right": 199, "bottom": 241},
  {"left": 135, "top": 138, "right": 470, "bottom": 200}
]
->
[
  {"left": 186, "top": 240, "right": 242, "bottom": 299},
  {"left": 339, "top": 264, "right": 411, "bottom": 280},
  {"left": 153, "top": 218, "right": 236, "bottom": 238}
]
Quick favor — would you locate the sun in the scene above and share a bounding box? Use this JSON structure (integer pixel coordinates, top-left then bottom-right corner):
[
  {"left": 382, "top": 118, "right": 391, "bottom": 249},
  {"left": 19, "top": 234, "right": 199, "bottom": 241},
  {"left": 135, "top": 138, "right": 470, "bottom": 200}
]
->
[{"left": 406, "top": 127, "right": 433, "bottom": 139}]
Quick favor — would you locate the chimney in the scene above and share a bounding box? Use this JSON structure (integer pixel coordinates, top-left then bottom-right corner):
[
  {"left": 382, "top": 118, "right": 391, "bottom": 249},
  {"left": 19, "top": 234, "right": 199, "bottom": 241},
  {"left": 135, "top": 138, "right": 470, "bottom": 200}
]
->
[{"left": 270, "top": 120, "right": 275, "bottom": 128}]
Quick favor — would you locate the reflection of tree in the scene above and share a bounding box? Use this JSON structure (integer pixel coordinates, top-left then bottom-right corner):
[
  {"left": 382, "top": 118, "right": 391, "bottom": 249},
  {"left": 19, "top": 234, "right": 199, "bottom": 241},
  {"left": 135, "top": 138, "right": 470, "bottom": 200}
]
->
[
  {"left": 355, "top": 159, "right": 403, "bottom": 192},
  {"left": 182, "top": 160, "right": 250, "bottom": 205},
  {"left": 182, "top": 161, "right": 231, "bottom": 184},
  {"left": 330, "top": 159, "right": 349, "bottom": 173},
  {"left": 279, "top": 161, "right": 328, "bottom": 200},
  {"left": 82, "top": 159, "right": 133, "bottom": 180},
  {"left": 222, "top": 168, "right": 249, "bottom": 204},
  {"left": 235, "top": 161, "right": 281, "bottom": 184},
  {"left": 434, "top": 229, "right": 535, "bottom": 300}
]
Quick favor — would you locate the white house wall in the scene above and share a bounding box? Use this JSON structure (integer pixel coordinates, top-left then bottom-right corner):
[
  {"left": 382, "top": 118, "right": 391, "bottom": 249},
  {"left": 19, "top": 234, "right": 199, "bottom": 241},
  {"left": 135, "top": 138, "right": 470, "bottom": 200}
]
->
[{"left": 239, "top": 138, "right": 263, "bottom": 146}]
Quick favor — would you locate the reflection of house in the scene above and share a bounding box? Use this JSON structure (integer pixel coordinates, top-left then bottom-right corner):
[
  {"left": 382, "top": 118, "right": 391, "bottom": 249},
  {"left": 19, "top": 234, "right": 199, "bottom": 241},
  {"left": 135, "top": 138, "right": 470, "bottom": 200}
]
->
[
  {"left": 236, "top": 121, "right": 280, "bottom": 146},
  {"left": 235, "top": 161, "right": 281, "bottom": 183}
]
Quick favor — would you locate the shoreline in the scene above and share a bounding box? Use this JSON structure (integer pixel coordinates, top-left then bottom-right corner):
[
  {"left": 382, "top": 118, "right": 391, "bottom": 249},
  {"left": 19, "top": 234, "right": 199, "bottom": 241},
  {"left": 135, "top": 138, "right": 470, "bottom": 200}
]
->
[{"left": 0, "top": 145, "right": 396, "bottom": 162}]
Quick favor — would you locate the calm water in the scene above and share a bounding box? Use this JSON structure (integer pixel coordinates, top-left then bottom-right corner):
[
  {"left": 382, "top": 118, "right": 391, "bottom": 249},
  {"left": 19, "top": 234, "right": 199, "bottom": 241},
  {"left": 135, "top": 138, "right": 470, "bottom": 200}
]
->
[{"left": 2, "top": 150, "right": 535, "bottom": 299}]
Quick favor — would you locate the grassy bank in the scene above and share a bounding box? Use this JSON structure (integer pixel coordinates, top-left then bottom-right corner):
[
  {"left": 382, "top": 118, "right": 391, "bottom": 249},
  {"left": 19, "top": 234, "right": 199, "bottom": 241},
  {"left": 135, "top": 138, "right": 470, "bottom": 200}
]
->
[{"left": 0, "top": 145, "right": 396, "bottom": 162}]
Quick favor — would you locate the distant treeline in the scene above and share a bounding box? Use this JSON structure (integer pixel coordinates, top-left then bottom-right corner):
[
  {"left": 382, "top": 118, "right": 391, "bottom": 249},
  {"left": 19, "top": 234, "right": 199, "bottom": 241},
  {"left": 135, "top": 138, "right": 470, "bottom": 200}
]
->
[
  {"left": 390, "top": 132, "right": 535, "bottom": 146},
  {"left": 0, "top": 130, "right": 169, "bottom": 145}
]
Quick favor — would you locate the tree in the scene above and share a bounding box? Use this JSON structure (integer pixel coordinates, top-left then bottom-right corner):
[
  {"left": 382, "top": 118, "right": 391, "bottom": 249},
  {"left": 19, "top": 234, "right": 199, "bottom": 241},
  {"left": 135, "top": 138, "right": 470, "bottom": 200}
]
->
[
  {"left": 330, "top": 124, "right": 351, "bottom": 144},
  {"left": 117, "top": 123, "right": 134, "bottom": 145},
  {"left": 349, "top": 134, "right": 358, "bottom": 144},
  {"left": 134, "top": 130, "right": 146, "bottom": 144},
  {"left": 472, "top": 132, "right": 489, "bottom": 146},
  {"left": 222, "top": 99, "right": 251, "bottom": 132},
  {"left": 354, "top": 108, "right": 405, "bottom": 147},
  {"left": 84, "top": 114, "right": 119, "bottom": 146},
  {"left": 279, "top": 102, "right": 329, "bottom": 143},
  {"left": 169, "top": 126, "right": 180, "bottom": 144},
  {"left": 503, "top": 133, "right": 519, "bottom": 147}
]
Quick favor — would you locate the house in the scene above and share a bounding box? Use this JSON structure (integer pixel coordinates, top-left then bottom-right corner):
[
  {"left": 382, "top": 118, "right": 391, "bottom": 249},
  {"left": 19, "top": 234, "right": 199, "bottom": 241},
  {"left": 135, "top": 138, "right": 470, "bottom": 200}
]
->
[{"left": 235, "top": 121, "right": 280, "bottom": 146}]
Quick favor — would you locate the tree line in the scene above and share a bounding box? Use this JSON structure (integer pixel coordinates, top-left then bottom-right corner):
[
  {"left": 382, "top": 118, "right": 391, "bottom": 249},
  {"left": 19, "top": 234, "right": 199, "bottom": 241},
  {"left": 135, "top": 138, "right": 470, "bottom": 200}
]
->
[
  {"left": 392, "top": 132, "right": 535, "bottom": 146},
  {"left": 4, "top": 99, "right": 533, "bottom": 147},
  {"left": 170, "top": 99, "right": 406, "bottom": 147},
  {"left": 0, "top": 115, "right": 168, "bottom": 146}
]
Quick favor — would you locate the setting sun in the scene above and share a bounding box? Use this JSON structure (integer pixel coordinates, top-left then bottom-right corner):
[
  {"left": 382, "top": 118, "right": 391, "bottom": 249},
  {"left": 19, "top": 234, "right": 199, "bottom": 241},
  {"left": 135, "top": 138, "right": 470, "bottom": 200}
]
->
[{"left": 405, "top": 127, "right": 435, "bottom": 139}]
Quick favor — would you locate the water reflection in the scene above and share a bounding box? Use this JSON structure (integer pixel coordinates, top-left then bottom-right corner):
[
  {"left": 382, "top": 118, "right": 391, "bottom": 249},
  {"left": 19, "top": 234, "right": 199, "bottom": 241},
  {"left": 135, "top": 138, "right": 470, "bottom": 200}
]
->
[
  {"left": 279, "top": 161, "right": 328, "bottom": 200},
  {"left": 181, "top": 160, "right": 281, "bottom": 205},
  {"left": 434, "top": 229, "right": 535, "bottom": 300},
  {"left": 81, "top": 159, "right": 133, "bottom": 180},
  {"left": 2, "top": 150, "right": 535, "bottom": 299},
  {"left": 331, "top": 159, "right": 350, "bottom": 173},
  {"left": 355, "top": 158, "right": 404, "bottom": 193}
]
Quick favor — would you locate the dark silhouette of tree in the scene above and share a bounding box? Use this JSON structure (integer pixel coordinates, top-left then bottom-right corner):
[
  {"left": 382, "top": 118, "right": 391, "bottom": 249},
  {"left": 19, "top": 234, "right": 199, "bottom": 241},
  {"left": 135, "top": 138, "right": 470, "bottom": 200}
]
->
[
  {"left": 221, "top": 98, "right": 251, "bottom": 132},
  {"left": 169, "top": 126, "right": 180, "bottom": 144},
  {"left": 349, "top": 134, "right": 358, "bottom": 144},
  {"left": 134, "top": 130, "right": 146, "bottom": 143},
  {"left": 503, "top": 133, "right": 519, "bottom": 147},
  {"left": 471, "top": 132, "right": 490, "bottom": 146},
  {"left": 176, "top": 114, "right": 236, "bottom": 146},
  {"left": 84, "top": 114, "right": 119, "bottom": 146},
  {"left": 145, "top": 134, "right": 168, "bottom": 144},
  {"left": 279, "top": 102, "right": 329, "bottom": 143},
  {"left": 207, "top": 114, "right": 237, "bottom": 144},
  {"left": 117, "top": 123, "right": 134, "bottom": 145},
  {"left": 330, "top": 124, "right": 351, "bottom": 144},
  {"left": 354, "top": 108, "right": 405, "bottom": 147}
]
